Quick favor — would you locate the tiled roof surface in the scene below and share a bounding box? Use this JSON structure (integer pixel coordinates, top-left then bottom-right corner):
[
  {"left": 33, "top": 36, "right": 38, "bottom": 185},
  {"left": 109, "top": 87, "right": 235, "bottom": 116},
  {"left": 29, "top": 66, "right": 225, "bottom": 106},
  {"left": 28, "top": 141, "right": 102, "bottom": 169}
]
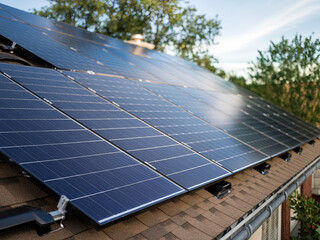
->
[{"left": 0, "top": 140, "right": 319, "bottom": 240}]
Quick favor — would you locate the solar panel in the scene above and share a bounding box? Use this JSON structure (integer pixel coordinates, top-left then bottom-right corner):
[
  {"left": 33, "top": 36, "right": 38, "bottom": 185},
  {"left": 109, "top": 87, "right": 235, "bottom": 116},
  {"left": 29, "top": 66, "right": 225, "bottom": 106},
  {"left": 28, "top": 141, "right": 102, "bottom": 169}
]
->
[
  {"left": 39, "top": 29, "right": 161, "bottom": 82},
  {"left": 0, "top": 68, "right": 185, "bottom": 225},
  {"left": 209, "top": 92, "right": 312, "bottom": 141},
  {"left": 0, "top": 8, "right": 18, "bottom": 19},
  {"left": 0, "top": 63, "right": 231, "bottom": 189},
  {"left": 0, "top": 3, "right": 319, "bottom": 228},
  {"left": 180, "top": 88, "right": 308, "bottom": 147},
  {"left": 60, "top": 71, "right": 270, "bottom": 172},
  {"left": 249, "top": 96, "right": 320, "bottom": 139},
  {"left": 0, "top": 17, "right": 114, "bottom": 74},
  {"left": 0, "top": 3, "right": 143, "bottom": 52},
  {"left": 139, "top": 82, "right": 293, "bottom": 157}
]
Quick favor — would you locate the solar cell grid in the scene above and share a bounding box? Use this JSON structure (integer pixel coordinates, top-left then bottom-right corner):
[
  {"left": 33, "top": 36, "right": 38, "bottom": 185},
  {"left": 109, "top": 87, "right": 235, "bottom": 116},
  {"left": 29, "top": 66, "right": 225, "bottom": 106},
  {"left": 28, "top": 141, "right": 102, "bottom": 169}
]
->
[
  {"left": 208, "top": 92, "right": 312, "bottom": 142},
  {"left": 40, "top": 29, "right": 161, "bottom": 81},
  {"left": 0, "top": 69, "right": 185, "bottom": 225},
  {"left": 105, "top": 46, "right": 188, "bottom": 84},
  {"left": 0, "top": 17, "right": 114, "bottom": 74},
  {"left": 139, "top": 82, "right": 291, "bottom": 157},
  {"left": 63, "top": 71, "right": 270, "bottom": 172},
  {"left": 0, "top": 64, "right": 231, "bottom": 190},
  {"left": 248, "top": 96, "right": 320, "bottom": 139},
  {"left": 0, "top": 3, "right": 124, "bottom": 49},
  {"left": 179, "top": 87, "right": 305, "bottom": 149},
  {"left": 0, "top": 3, "right": 319, "bottom": 229}
]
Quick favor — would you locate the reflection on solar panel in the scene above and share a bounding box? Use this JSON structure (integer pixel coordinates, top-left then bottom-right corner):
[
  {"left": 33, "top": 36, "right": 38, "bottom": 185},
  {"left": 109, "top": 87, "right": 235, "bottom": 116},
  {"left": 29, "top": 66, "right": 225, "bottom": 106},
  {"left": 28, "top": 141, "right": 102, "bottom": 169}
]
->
[
  {"left": 0, "top": 69, "right": 185, "bottom": 225},
  {"left": 63, "top": 71, "right": 268, "bottom": 172},
  {"left": 0, "top": 17, "right": 114, "bottom": 74},
  {"left": 0, "top": 3, "right": 319, "bottom": 227},
  {"left": 139, "top": 83, "right": 291, "bottom": 156},
  {"left": 0, "top": 63, "right": 231, "bottom": 190}
]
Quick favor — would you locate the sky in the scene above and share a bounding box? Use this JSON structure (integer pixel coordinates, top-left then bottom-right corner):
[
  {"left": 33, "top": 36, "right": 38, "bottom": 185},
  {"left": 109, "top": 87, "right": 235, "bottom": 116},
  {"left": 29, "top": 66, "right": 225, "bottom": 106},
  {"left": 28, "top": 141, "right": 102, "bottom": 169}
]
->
[{"left": 1, "top": 0, "right": 320, "bottom": 76}]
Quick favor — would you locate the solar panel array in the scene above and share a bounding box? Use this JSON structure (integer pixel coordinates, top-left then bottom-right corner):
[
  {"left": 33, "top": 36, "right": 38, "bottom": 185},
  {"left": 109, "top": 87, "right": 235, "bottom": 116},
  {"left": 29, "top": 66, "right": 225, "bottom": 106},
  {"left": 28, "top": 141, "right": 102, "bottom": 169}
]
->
[{"left": 0, "top": 3, "right": 319, "bottom": 226}]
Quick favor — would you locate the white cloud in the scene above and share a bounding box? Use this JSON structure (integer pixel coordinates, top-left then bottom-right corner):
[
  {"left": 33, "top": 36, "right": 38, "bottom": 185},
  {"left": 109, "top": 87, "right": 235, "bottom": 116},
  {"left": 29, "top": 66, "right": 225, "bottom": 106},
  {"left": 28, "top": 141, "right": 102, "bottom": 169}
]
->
[{"left": 211, "top": 0, "right": 320, "bottom": 55}]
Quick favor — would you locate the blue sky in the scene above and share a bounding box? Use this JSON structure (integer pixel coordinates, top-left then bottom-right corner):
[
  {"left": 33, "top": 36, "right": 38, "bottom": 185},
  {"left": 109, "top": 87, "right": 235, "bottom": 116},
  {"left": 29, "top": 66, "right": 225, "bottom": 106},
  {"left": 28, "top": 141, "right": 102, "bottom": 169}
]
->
[{"left": 1, "top": 0, "right": 320, "bottom": 76}]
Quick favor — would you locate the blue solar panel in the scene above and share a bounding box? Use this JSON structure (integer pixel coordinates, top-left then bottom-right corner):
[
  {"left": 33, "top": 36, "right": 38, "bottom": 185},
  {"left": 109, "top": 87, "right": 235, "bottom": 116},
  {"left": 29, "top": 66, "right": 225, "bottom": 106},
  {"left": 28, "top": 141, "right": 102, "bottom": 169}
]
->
[
  {"left": 1, "top": 3, "right": 319, "bottom": 229},
  {"left": 0, "top": 67, "right": 185, "bottom": 225},
  {"left": 59, "top": 71, "right": 271, "bottom": 172},
  {"left": 39, "top": 29, "right": 160, "bottom": 81},
  {"left": 0, "top": 8, "right": 18, "bottom": 19},
  {"left": 139, "top": 82, "right": 295, "bottom": 157},
  {"left": 183, "top": 88, "right": 311, "bottom": 145},
  {"left": 211, "top": 93, "right": 311, "bottom": 141},
  {"left": 248, "top": 96, "right": 320, "bottom": 139},
  {"left": 0, "top": 63, "right": 231, "bottom": 189},
  {"left": 0, "top": 3, "right": 132, "bottom": 51},
  {"left": 0, "top": 17, "right": 114, "bottom": 74}
]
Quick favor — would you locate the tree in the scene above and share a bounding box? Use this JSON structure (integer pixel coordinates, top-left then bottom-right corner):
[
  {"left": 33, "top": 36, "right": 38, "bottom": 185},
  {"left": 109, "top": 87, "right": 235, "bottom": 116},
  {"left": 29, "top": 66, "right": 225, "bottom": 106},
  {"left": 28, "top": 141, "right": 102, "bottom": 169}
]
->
[
  {"left": 248, "top": 34, "right": 320, "bottom": 126},
  {"left": 34, "top": 0, "right": 221, "bottom": 71},
  {"left": 289, "top": 191, "right": 320, "bottom": 239}
]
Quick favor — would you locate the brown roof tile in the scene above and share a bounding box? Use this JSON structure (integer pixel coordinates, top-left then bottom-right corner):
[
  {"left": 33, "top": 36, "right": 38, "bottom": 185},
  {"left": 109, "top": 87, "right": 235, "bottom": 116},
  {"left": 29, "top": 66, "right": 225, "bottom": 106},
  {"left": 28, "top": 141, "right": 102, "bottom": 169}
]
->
[
  {"left": 171, "top": 222, "right": 212, "bottom": 240},
  {"left": 179, "top": 192, "right": 204, "bottom": 206},
  {"left": 202, "top": 208, "right": 235, "bottom": 228},
  {"left": 136, "top": 208, "right": 170, "bottom": 227},
  {"left": 0, "top": 177, "right": 47, "bottom": 207},
  {"left": 141, "top": 219, "right": 178, "bottom": 239},
  {"left": 183, "top": 205, "right": 205, "bottom": 218},
  {"left": 214, "top": 201, "right": 245, "bottom": 220},
  {"left": 103, "top": 218, "right": 148, "bottom": 240},
  {"left": 159, "top": 232, "right": 181, "bottom": 240},
  {"left": 73, "top": 228, "right": 111, "bottom": 240},
  {"left": 0, "top": 163, "right": 20, "bottom": 179},
  {"left": 187, "top": 214, "right": 224, "bottom": 237}
]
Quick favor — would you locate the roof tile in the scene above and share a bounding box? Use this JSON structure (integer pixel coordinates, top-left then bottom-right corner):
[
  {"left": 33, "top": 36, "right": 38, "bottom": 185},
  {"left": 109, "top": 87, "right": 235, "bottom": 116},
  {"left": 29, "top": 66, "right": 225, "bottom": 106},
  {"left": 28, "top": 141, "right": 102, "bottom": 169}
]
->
[
  {"left": 103, "top": 218, "right": 148, "bottom": 240},
  {"left": 136, "top": 208, "right": 170, "bottom": 227},
  {"left": 0, "top": 177, "right": 47, "bottom": 207},
  {"left": 140, "top": 219, "right": 178, "bottom": 239},
  {"left": 73, "top": 228, "right": 111, "bottom": 240},
  {"left": 171, "top": 222, "right": 211, "bottom": 240}
]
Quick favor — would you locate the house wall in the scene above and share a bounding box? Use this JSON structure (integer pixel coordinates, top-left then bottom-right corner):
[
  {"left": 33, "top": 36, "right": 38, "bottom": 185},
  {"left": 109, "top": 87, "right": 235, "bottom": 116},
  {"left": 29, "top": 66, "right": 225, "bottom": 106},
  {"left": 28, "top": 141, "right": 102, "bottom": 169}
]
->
[
  {"left": 250, "top": 226, "right": 262, "bottom": 240},
  {"left": 249, "top": 175, "right": 312, "bottom": 240},
  {"left": 312, "top": 169, "right": 320, "bottom": 195}
]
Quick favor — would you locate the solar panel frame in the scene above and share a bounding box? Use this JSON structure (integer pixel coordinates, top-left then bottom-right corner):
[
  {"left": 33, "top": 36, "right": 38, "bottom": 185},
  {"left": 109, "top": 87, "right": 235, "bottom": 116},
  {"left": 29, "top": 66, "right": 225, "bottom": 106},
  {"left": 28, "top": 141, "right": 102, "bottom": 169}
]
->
[
  {"left": 61, "top": 71, "right": 271, "bottom": 173},
  {"left": 0, "top": 63, "right": 232, "bottom": 190},
  {"left": 0, "top": 17, "right": 115, "bottom": 75},
  {"left": 175, "top": 86, "right": 308, "bottom": 150},
  {"left": 138, "top": 82, "right": 294, "bottom": 157},
  {"left": 0, "top": 66, "right": 186, "bottom": 226}
]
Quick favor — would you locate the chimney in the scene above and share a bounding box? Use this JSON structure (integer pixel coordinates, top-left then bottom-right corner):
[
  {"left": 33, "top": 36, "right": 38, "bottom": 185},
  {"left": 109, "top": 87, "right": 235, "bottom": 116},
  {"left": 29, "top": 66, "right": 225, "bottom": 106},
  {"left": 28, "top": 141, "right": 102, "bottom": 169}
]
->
[{"left": 126, "top": 34, "right": 155, "bottom": 50}]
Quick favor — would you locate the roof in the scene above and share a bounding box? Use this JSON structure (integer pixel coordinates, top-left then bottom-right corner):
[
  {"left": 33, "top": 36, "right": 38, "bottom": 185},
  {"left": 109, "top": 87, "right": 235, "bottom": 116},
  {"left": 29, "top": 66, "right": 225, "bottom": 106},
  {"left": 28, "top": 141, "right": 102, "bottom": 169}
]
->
[
  {"left": 0, "top": 3, "right": 320, "bottom": 239},
  {"left": 1, "top": 140, "right": 319, "bottom": 239}
]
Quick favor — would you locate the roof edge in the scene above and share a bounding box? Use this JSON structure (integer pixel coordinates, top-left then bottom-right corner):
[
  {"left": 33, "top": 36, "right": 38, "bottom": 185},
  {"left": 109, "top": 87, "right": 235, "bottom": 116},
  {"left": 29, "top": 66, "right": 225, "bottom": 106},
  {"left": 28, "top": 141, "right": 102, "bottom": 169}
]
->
[{"left": 222, "top": 154, "right": 320, "bottom": 240}]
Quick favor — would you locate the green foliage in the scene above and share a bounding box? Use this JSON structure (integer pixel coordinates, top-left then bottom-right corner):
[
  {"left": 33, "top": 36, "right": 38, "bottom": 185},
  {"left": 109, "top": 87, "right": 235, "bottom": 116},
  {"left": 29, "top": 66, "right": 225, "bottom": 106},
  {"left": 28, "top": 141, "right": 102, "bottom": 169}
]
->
[
  {"left": 289, "top": 191, "right": 320, "bottom": 239},
  {"left": 34, "top": 0, "right": 106, "bottom": 29},
  {"left": 248, "top": 34, "right": 320, "bottom": 126},
  {"left": 227, "top": 74, "right": 247, "bottom": 87},
  {"left": 34, "top": 0, "right": 221, "bottom": 71}
]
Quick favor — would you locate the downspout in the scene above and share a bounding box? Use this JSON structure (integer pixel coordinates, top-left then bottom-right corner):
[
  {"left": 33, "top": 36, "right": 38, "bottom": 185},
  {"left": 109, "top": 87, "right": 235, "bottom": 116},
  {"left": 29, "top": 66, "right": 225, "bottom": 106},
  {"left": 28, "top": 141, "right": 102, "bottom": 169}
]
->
[{"left": 221, "top": 155, "right": 320, "bottom": 240}]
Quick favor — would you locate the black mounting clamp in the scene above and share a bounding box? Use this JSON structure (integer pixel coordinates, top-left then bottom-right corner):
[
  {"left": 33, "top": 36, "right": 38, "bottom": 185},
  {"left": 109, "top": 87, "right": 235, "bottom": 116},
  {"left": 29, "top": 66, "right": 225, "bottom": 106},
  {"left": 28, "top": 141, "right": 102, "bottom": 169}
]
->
[
  {"left": 0, "top": 195, "right": 69, "bottom": 235},
  {"left": 254, "top": 163, "right": 271, "bottom": 175}
]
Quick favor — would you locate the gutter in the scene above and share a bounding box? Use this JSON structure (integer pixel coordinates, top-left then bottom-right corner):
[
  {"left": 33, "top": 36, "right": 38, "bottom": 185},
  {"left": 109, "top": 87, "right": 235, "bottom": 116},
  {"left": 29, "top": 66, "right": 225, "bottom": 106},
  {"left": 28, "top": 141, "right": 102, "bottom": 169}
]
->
[{"left": 221, "top": 154, "right": 320, "bottom": 240}]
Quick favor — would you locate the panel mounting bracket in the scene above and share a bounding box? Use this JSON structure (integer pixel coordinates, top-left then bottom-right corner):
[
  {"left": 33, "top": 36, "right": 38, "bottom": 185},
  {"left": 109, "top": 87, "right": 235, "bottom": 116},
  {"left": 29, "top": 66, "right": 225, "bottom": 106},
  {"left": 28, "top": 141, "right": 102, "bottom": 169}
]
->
[
  {"left": 10, "top": 42, "right": 16, "bottom": 53},
  {"left": 205, "top": 180, "right": 232, "bottom": 199},
  {"left": 293, "top": 147, "right": 303, "bottom": 155},
  {"left": 254, "top": 162, "right": 271, "bottom": 175},
  {"left": 48, "top": 195, "right": 69, "bottom": 233},
  {"left": 308, "top": 140, "right": 315, "bottom": 146},
  {"left": 279, "top": 152, "right": 292, "bottom": 162}
]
